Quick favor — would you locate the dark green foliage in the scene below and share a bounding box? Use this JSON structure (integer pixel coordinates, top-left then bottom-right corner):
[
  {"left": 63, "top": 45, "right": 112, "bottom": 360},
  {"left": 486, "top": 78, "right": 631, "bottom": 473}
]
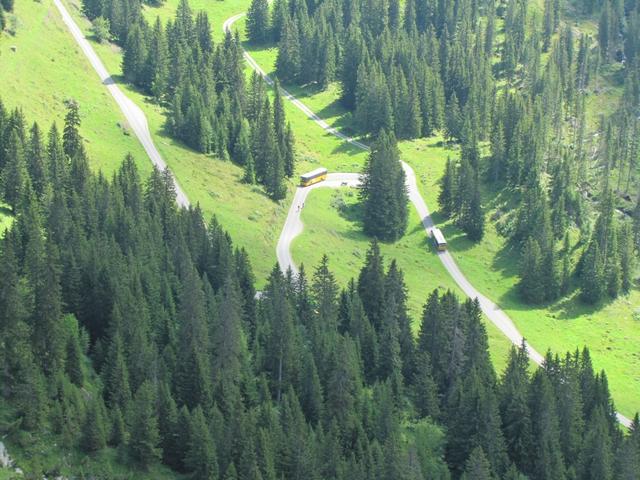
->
[
  {"left": 438, "top": 157, "right": 455, "bottom": 218},
  {"left": 185, "top": 406, "right": 219, "bottom": 480},
  {"left": 246, "top": 0, "right": 270, "bottom": 43},
  {"left": 83, "top": 396, "right": 108, "bottom": 453},
  {"left": 438, "top": 139, "right": 484, "bottom": 242},
  {"left": 0, "top": 99, "right": 637, "bottom": 480},
  {"left": 276, "top": 19, "right": 301, "bottom": 83},
  {"left": 128, "top": 381, "right": 161, "bottom": 468},
  {"left": 461, "top": 447, "right": 494, "bottom": 480},
  {"left": 0, "top": 4, "right": 5, "bottom": 34},
  {"left": 2, "top": 130, "right": 27, "bottom": 211},
  {"left": 95, "top": 0, "right": 293, "bottom": 200},
  {"left": 518, "top": 237, "right": 546, "bottom": 304},
  {"left": 359, "top": 130, "right": 408, "bottom": 241},
  {"left": 577, "top": 192, "right": 630, "bottom": 304},
  {"left": 65, "top": 324, "right": 84, "bottom": 387},
  {"left": 62, "top": 101, "right": 83, "bottom": 159}
]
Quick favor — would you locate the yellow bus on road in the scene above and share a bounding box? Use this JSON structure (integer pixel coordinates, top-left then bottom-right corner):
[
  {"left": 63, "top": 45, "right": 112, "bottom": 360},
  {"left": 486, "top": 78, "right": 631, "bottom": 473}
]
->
[
  {"left": 431, "top": 227, "right": 448, "bottom": 251},
  {"left": 300, "top": 168, "right": 328, "bottom": 187}
]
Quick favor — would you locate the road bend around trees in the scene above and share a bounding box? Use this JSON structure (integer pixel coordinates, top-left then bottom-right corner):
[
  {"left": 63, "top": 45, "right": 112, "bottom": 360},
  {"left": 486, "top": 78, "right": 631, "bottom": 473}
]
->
[
  {"left": 223, "top": 13, "right": 637, "bottom": 427},
  {"left": 52, "top": 0, "right": 190, "bottom": 208},
  {"left": 53, "top": 3, "right": 631, "bottom": 427}
]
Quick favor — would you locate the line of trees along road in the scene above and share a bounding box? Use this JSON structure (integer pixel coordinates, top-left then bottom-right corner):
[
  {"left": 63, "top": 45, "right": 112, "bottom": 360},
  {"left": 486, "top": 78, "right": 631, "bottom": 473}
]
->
[
  {"left": 0, "top": 97, "right": 640, "bottom": 478},
  {"left": 81, "top": 0, "right": 295, "bottom": 200}
]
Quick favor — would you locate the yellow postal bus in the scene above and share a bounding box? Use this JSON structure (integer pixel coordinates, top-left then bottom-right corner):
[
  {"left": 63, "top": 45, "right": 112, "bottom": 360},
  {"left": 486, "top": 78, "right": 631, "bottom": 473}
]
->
[{"left": 300, "top": 168, "right": 328, "bottom": 187}]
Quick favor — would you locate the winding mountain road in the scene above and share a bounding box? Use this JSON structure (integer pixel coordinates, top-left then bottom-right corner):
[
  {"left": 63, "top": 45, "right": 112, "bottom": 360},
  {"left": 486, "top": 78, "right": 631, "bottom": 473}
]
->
[
  {"left": 277, "top": 173, "right": 361, "bottom": 274},
  {"left": 53, "top": 0, "right": 632, "bottom": 427},
  {"left": 224, "top": 13, "right": 635, "bottom": 427},
  {"left": 52, "top": 0, "right": 190, "bottom": 208}
]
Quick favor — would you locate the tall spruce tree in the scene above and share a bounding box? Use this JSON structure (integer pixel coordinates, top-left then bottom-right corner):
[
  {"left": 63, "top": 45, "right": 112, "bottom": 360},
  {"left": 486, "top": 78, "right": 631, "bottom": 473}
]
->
[
  {"left": 128, "top": 381, "right": 161, "bottom": 468},
  {"left": 359, "top": 130, "right": 408, "bottom": 241},
  {"left": 246, "top": 0, "right": 270, "bottom": 43}
]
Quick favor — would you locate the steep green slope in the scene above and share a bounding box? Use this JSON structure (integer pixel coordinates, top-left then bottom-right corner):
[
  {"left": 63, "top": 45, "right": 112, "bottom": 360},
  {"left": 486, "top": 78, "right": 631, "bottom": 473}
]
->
[{"left": 0, "top": 0, "right": 148, "bottom": 176}]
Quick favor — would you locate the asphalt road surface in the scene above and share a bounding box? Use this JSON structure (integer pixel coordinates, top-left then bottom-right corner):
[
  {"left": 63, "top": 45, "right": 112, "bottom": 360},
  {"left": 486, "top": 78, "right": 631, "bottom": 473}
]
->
[
  {"left": 52, "top": 0, "right": 190, "bottom": 208},
  {"left": 224, "top": 12, "right": 634, "bottom": 427},
  {"left": 276, "top": 173, "right": 361, "bottom": 275}
]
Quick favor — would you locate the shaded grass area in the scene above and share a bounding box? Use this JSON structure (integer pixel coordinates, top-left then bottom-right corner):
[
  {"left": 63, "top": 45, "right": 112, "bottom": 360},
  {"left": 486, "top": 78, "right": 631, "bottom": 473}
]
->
[
  {"left": 291, "top": 188, "right": 515, "bottom": 372},
  {"left": 0, "top": 0, "right": 149, "bottom": 177}
]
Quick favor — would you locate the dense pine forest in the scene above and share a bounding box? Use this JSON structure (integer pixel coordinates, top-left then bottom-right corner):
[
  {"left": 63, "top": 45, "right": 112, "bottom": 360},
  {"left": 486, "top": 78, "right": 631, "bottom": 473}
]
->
[
  {"left": 246, "top": 0, "right": 640, "bottom": 305},
  {"left": 81, "top": 0, "right": 295, "bottom": 200},
  {"left": 0, "top": 97, "right": 640, "bottom": 478}
]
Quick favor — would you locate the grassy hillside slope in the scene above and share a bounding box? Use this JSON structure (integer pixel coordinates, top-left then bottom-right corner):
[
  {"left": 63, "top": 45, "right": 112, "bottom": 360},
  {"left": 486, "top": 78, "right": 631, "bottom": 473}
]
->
[{"left": 0, "top": 0, "right": 148, "bottom": 176}]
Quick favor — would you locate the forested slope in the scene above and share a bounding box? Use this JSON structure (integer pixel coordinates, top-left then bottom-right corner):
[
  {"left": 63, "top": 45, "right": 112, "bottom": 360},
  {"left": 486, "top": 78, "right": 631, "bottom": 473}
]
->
[{"left": 0, "top": 93, "right": 639, "bottom": 480}]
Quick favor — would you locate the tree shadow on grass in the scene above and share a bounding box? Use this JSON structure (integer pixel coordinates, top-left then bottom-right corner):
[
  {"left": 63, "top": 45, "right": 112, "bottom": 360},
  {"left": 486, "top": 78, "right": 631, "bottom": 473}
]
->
[
  {"left": 490, "top": 239, "right": 520, "bottom": 278},
  {"left": 331, "top": 139, "right": 369, "bottom": 157}
]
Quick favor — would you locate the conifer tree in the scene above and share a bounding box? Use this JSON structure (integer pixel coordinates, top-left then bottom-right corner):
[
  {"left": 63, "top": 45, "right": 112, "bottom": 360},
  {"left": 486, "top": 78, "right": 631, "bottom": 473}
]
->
[
  {"left": 560, "top": 233, "right": 572, "bottom": 295},
  {"left": 357, "top": 240, "right": 386, "bottom": 330},
  {"left": 129, "top": 381, "right": 161, "bottom": 468},
  {"left": 385, "top": 260, "right": 415, "bottom": 383},
  {"left": 438, "top": 157, "right": 456, "bottom": 218},
  {"left": 579, "top": 406, "right": 614, "bottom": 480},
  {"left": 519, "top": 237, "right": 545, "bottom": 304},
  {"left": 359, "top": 130, "right": 408, "bottom": 241},
  {"left": 633, "top": 192, "right": 640, "bottom": 250},
  {"left": 63, "top": 100, "right": 83, "bottom": 159},
  {"left": 158, "top": 382, "right": 181, "bottom": 469},
  {"left": 500, "top": 344, "right": 532, "bottom": 473},
  {"left": 619, "top": 222, "right": 634, "bottom": 293},
  {"left": 83, "top": 396, "right": 108, "bottom": 453},
  {"left": 147, "top": 18, "right": 169, "bottom": 100},
  {"left": 579, "top": 240, "right": 605, "bottom": 304},
  {"left": 276, "top": 19, "right": 302, "bottom": 83},
  {"left": 110, "top": 407, "right": 127, "bottom": 447},
  {"left": 460, "top": 181, "right": 484, "bottom": 241},
  {"left": 283, "top": 123, "right": 295, "bottom": 178},
  {"left": 234, "top": 120, "right": 255, "bottom": 183},
  {"left": 65, "top": 328, "right": 84, "bottom": 387},
  {"left": 185, "top": 406, "right": 219, "bottom": 480},
  {"left": 528, "top": 369, "right": 566, "bottom": 480},
  {"left": 461, "top": 447, "right": 494, "bottom": 480},
  {"left": 103, "top": 321, "right": 130, "bottom": 401},
  {"left": 412, "top": 350, "right": 440, "bottom": 419},
  {"left": 26, "top": 122, "right": 48, "bottom": 197},
  {"left": 246, "top": 0, "right": 270, "bottom": 43},
  {"left": 273, "top": 81, "right": 287, "bottom": 161},
  {"left": 2, "top": 130, "right": 27, "bottom": 211},
  {"left": 271, "top": 0, "right": 288, "bottom": 41}
]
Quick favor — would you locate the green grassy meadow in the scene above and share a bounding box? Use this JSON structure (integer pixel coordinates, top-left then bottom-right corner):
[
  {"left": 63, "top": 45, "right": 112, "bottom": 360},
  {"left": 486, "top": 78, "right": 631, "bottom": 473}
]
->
[{"left": 0, "top": 0, "right": 149, "bottom": 177}]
